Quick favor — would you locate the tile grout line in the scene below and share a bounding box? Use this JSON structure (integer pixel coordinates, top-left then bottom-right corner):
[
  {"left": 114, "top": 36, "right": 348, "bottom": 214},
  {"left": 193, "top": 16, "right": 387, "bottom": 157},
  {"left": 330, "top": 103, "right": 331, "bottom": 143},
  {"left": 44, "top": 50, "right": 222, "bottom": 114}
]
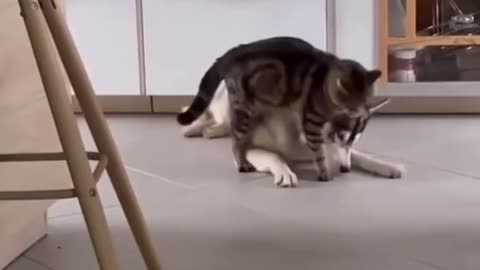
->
[
  {"left": 48, "top": 151, "right": 480, "bottom": 224},
  {"left": 122, "top": 165, "right": 316, "bottom": 223},
  {"left": 404, "top": 159, "right": 480, "bottom": 181},
  {"left": 125, "top": 165, "right": 198, "bottom": 190},
  {"left": 22, "top": 255, "right": 56, "bottom": 270},
  {"left": 358, "top": 148, "right": 480, "bottom": 181},
  {"left": 47, "top": 166, "right": 197, "bottom": 221},
  {"left": 409, "top": 257, "right": 450, "bottom": 270},
  {"left": 121, "top": 164, "right": 334, "bottom": 228},
  {"left": 43, "top": 154, "right": 454, "bottom": 270},
  {"left": 48, "top": 204, "right": 121, "bottom": 220},
  {"left": 124, "top": 165, "right": 280, "bottom": 218},
  {"left": 128, "top": 164, "right": 454, "bottom": 270}
]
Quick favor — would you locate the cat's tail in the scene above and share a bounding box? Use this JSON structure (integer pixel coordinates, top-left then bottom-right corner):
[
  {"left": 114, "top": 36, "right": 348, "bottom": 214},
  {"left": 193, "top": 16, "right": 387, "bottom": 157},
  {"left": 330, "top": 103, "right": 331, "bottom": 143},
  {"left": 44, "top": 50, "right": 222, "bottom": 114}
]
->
[{"left": 177, "top": 60, "right": 223, "bottom": 126}]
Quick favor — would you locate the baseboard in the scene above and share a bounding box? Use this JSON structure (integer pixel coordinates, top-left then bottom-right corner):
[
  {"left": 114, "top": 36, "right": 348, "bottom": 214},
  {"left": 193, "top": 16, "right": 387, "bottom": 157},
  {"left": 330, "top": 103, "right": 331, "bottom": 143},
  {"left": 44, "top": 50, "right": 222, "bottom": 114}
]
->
[
  {"left": 154, "top": 96, "right": 480, "bottom": 114},
  {"left": 72, "top": 95, "right": 480, "bottom": 114},
  {"left": 379, "top": 97, "right": 480, "bottom": 114},
  {"left": 151, "top": 95, "right": 193, "bottom": 113},
  {"left": 72, "top": 95, "right": 192, "bottom": 114},
  {"left": 0, "top": 212, "right": 47, "bottom": 269},
  {"left": 72, "top": 95, "right": 152, "bottom": 113}
]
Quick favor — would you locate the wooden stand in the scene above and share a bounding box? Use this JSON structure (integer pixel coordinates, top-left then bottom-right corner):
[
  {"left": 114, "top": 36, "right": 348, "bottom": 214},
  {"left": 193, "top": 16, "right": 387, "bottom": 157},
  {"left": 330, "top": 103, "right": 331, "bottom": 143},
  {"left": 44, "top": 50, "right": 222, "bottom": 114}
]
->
[{"left": 0, "top": 1, "right": 163, "bottom": 269}]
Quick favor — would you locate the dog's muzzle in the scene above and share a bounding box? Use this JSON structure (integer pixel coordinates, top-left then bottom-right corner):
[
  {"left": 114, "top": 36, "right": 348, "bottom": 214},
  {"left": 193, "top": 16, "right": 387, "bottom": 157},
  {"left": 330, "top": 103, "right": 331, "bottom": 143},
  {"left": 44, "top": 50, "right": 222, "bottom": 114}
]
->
[{"left": 338, "top": 146, "right": 352, "bottom": 173}]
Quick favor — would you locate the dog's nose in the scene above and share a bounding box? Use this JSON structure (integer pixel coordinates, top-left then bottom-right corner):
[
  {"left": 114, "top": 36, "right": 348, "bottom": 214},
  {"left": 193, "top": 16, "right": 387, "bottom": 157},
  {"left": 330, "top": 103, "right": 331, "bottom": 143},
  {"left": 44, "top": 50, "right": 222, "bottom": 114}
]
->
[{"left": 340, "top": 165, "right": 351, "bottom": 173}]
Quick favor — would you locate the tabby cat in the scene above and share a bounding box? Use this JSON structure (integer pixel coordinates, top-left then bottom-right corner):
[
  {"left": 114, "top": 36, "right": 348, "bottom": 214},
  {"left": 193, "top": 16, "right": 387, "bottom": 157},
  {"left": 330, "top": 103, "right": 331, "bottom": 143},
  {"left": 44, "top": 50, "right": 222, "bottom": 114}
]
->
[{"left": 177, "top": 36, "right": 382, "bottom": 181}]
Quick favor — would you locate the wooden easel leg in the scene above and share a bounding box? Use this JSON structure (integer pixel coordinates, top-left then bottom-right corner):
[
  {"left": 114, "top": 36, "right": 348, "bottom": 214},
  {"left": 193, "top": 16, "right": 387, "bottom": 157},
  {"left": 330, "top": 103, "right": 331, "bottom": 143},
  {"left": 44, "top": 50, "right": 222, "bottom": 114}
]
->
[
  {"left": 18, "top": 1, "right": 120, "bottom": 269},
  {"left": 39, "top": 1, "right": 163, "bottom": 269}
]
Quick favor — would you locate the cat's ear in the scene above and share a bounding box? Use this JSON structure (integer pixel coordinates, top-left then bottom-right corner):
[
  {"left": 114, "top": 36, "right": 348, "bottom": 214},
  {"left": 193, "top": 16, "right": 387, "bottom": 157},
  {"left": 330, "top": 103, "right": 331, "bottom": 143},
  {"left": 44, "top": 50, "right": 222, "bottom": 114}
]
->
[
  {"left": 365, "top": 69, "right": 382, "bottom": 86},
  {"left": 367, "top": 98, "right": 390, "bottom": 113}
]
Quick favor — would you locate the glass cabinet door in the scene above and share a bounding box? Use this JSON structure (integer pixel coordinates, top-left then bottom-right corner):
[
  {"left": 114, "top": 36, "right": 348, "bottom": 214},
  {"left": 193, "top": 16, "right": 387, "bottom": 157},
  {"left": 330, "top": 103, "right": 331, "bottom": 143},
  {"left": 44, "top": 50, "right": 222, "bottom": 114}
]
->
[
  {"left": 389, "top": 0, "right": 407, "bottom": 38},
  {"left": 385, "top": 0, "right": 480, "bottom": 83}
]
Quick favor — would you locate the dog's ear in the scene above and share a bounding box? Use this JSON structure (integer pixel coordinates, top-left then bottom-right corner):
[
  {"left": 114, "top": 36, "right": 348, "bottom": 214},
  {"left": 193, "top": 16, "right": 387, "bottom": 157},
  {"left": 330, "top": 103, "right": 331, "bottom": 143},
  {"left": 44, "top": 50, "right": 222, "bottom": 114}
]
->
[
  {"left": 367, "top": 98, "right": 391, "bottom": 114},
  {"left": 365, "top": 69, "right": 382, "bottom": 86},
  {"left": 335, "top": 77, "right": 350, "bottom": 95}
]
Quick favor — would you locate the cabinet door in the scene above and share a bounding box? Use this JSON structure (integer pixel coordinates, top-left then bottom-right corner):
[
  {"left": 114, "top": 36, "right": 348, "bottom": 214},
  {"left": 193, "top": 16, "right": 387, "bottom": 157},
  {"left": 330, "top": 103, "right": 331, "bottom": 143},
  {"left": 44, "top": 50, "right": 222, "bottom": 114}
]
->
[
  {"left": 144, "top": 0, "right": 327, "bottom": 96},
  {"left": 65, "top": 0, "right": 140, "bottom": 95},
  {"left": 335, "top": 0, "right": 376, "bottom": 69}
]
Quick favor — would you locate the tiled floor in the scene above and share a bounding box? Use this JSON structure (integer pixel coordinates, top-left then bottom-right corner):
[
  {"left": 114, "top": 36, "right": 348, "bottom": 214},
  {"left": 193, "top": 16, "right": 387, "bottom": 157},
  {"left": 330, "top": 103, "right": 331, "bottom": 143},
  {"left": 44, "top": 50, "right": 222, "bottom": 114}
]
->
[{"left": 6, "top": 115, "right": 480, "bottom": 270}]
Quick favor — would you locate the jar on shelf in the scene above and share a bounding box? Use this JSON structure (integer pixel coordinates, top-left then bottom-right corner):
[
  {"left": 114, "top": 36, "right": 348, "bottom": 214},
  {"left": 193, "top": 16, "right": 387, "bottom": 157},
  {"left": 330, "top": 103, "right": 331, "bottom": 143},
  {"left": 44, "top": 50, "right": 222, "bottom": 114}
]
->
[{"left": 388, "top": 47, "right": 420, "bottom": 82}]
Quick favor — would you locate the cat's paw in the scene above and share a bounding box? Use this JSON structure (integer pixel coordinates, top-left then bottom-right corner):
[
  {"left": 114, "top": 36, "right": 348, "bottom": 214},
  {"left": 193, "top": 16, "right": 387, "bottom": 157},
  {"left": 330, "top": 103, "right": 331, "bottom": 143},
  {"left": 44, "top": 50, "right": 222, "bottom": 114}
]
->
[
  {"left": 317, "top": 170, "right": 332, "bottom": 182},
  {"left": 272, "top": 166, "right": 298, "bottom": 188},
  {"left": 238, "top": 161, "right": 256, "bottom": 173}
]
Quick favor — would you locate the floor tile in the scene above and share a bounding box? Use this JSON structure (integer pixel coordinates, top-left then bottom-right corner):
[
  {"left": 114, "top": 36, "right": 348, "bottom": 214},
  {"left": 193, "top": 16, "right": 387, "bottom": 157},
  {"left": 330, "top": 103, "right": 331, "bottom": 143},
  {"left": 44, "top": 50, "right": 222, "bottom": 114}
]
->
[
  {"left": 5, "top": 257, "right": 51, "bottom": 270},
  {"left": 47, "top": 116, "right": 149, "bottom": 218},
  {"left": 32, "top": 115, "right": 480, "bottom": 270},
  {"left": 28, "top": 180, "right": 441, "bottom": 270},
  {"left": 357, "top": 115, "right": 480, "bottom": 178},
  {"left": 77, "top": 115, "right": 161, "bottom": 151}
]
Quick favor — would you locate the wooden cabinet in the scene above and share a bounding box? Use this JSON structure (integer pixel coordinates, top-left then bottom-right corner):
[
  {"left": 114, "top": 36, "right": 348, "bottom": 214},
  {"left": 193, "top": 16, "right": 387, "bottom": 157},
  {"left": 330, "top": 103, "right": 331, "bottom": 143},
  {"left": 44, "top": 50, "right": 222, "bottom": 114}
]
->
[
  {"left": 380, "top": 0, "right": 480, "bottom": 83},
  {"left": 0, "top": 1, "right": 70, "bottom": 267}
]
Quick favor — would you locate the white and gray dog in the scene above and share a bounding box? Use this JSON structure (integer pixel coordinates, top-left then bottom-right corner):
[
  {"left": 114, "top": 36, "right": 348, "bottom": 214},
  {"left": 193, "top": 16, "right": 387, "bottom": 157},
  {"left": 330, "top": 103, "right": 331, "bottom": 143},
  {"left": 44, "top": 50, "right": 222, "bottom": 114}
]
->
[{"left": 181, "top": 82, "right": 405, "bottom": 187}]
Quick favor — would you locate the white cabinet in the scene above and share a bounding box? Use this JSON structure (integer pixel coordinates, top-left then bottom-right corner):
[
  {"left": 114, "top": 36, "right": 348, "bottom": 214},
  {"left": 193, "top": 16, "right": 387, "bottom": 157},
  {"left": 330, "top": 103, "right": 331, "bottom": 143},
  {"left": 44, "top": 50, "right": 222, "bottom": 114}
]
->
[
  {"left": 65, "top": 0, "right": 140, "bottom": 95},
  {"left": 335, "top": 0, "right": 376, "bottom": 69},
  {"left": 143, "top": 0, "right": 327, "bottom": 96}
]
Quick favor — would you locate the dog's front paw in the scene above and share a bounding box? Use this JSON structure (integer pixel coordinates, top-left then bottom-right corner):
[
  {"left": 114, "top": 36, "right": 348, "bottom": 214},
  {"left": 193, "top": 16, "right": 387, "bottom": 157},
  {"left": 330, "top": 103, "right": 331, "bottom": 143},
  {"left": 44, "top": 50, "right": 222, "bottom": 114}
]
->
[
  {"left": 272, "top": 166, "right": 298, "bottom": 188},
  {"left": 386, "top": 163, "right": 406, "bottom": 179},
  {"left": 374, "top": 162, "right": 406, "bottom": 179},
  {"left": 202, "top": 127, "right": 219, "bottom": 139},
  {"left": 238, "top": 161, "right": 256, "bottom": 173},
  {"left": 339, "top": 165, "right": 351, "bottom": 173},
  {"left": 202, "top": 124, "right": 229, "bottom": 139},
  {"left": 181, "top": 126, "right": 202, "bottom": 138}
]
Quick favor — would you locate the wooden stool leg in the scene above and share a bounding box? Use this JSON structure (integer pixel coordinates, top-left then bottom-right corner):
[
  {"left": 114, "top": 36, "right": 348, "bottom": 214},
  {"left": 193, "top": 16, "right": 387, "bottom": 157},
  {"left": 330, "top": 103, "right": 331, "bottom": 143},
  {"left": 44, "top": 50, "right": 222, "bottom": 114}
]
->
[
  {"left": 40, "top": 1, "right": 163, "bottom": 269},
  {"left": 18, "top": 1, "right": 120, "bottom": 269}
]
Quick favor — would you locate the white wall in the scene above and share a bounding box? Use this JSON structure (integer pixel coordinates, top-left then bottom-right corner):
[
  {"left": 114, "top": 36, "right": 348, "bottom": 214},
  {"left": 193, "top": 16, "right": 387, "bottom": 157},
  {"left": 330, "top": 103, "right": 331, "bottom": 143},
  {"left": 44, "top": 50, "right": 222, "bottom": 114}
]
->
[{"left": 335, "top": 0, "right": 376, "bottom": 69}]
